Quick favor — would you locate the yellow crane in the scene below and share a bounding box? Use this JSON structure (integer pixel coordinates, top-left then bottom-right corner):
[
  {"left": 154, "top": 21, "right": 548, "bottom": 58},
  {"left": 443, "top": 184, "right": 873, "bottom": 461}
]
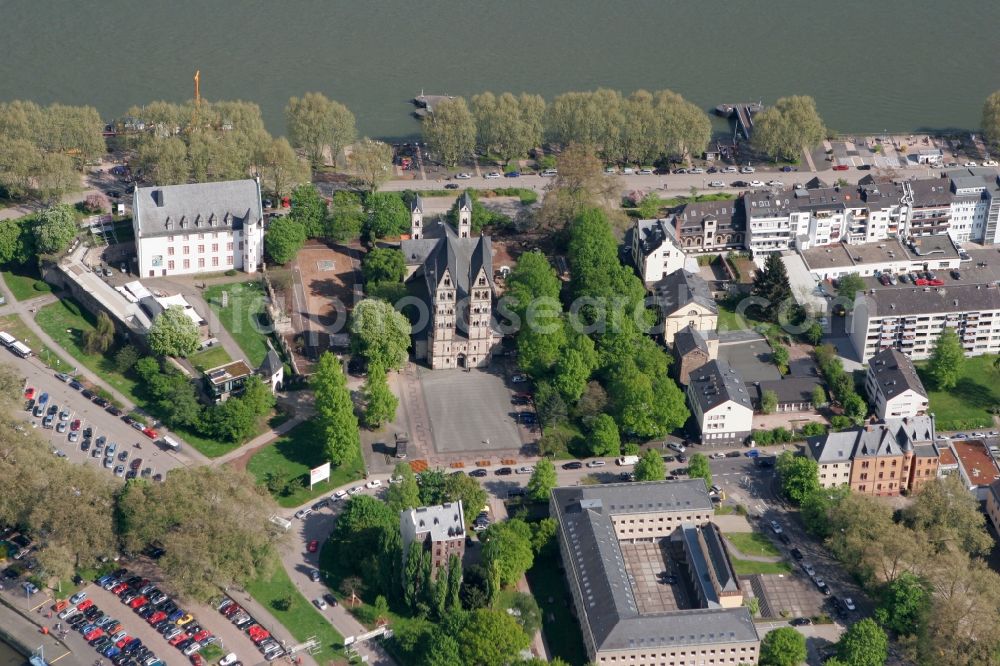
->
[{"left": 194, "top": 70, "right": 201, "bottom": 107}]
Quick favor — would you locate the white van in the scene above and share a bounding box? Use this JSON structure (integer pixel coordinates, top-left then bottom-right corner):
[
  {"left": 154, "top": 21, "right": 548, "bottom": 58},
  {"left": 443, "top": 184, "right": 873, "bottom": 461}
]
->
[
  {"left": 616, "top": 455, "right": 640, "bottom": 466},
  {"left": 269, "top": 515, "right": 292, "bottom": 531},
  {"left": 668, "top": 442, "right": 687, "bottom": 454}
]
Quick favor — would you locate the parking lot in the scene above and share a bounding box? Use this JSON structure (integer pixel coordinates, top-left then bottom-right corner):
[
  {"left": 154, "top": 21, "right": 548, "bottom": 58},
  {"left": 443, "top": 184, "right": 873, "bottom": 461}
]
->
[
  {"left": 752, "top": 571, "right": 826, "bottom": 620},
  {"left": 17, "top": 366, "right": 188, "bottom": 482}
]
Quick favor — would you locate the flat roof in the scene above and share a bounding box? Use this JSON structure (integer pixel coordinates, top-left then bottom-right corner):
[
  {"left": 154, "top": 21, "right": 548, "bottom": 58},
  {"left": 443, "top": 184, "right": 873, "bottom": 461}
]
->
[
  {"left": 951, "top": 440, "right": 1000, "bottom": 487},
  {"left": 859, "top": 283, "right": 1000, "bottom": 317},
  {"left": 800, "top": 238, "right": 912, "bottom": 271},
  {"left": 205, "top": 360, "right": 254, "bottom": 386}
]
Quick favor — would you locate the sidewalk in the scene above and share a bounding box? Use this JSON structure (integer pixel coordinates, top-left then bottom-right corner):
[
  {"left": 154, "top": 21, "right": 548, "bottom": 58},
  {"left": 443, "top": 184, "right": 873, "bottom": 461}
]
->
[{"left": 0, "top": 592, "right": 73, "bottom": 663}]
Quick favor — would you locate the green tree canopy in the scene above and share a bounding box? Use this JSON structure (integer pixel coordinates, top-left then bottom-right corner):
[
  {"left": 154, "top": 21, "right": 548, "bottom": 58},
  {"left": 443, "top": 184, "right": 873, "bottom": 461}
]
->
[
  {"left": 927, "top": 326, "right": 964, "bottom": 390},
  {"left": 363, "top": 364, "right": 398, "bottom": 428},
  {"left": 258, "top": 136, "right": 309, "bottom": 199},
  {"left": 686, "top": 452, "right": 712, "bottom": 488},
  {"left": 836, "top": 272, "right": 866, "bottom": 306},
  {"left": 634, "top": 448, "right": 666, "bottom": 482},
  {"left": 775, "top": 451, "right": 820, "bottom": 504},
  {"left": 285, "top": 92, "right": 356, "bottom": 167},
  {"left": 836, "top": 618, "right": 887, "bottom": 666},
  {"left": 751, "top": 95, "right": 826, "bottom": 161},
  {"left": 264, "top": 215, "right": 306, "bottom": 265},
  {"left": 311, "top": 352, "right": 360, "bottom": 466},
  {"left": 588, "top": 413, "right": 621, "bottom": 457},
  {"left": 326, "top": 191, "right": 365, "bottom": 242},
  {"left": 760, "top": 389, "right": 778, "bottom": 414},
  {"left": 34, "top": 204, "right": 77, "bottom": 254},
  {"left": 386, "top": 463, "right": 420, "bottom": 513},
  {"left": 482, "top": 519, "right": 534, "bottom": 587},
  {"left": 288, "top": 183, "right": 328, "bottom": 239},
  {"left": 363, "top": 192, "right": 409, "bottom": 241},
  {"left": 422, "top": 97, "right": 476, "bottom": 167},
  {"left": 751, "top": 253, "right": 792, "bottom": 322},
  {"left": 903, "top": 474, "right": 992, "bottom": 556},
  {"left": 526, "top": 458, "right": 557, "bottom": 501},
  {"left": 148, "top": 306, "right": 201, "bottom": 357},
  {"left": 351, "top": 298, "right": 411, "bottom": 371},
  {"left": 983, "top": 90, "right": 1000, "bottom": 149},
  {"left": 362, "top": 247, "right": 405, "bottom": 286},
  {"left": 470, "top": 92, "right": 546, "bottom": 162},
  {"left": 84, "top": 311, "right": 116, "bottom": 355},
  {"left": 875, "top": 571, "right": 931, "bottom": 636},
  {"left": 349, "top": 137, "right": 393, "bottom": 191},
  {"left": 504, "top": 250, "right": 561, "bottom": 314},
  {"left": 455, "top": 608, "right": 531, "bottom": 666},
  {"left": 443, "top": 473, "right": 488, "bottom": 527},
  {"left": 759, "top": 627, "right": 807, "bottom": 666}
]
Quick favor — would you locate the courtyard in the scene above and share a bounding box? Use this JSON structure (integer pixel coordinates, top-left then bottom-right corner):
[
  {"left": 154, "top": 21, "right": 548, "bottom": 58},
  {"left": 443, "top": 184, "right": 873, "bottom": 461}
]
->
[{"left": 620, "top": 541, "right": 691, "bottom": 614}]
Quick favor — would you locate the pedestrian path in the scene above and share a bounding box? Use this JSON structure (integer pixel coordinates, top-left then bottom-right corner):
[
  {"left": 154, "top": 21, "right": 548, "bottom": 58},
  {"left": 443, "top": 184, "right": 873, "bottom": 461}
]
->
[{"left": 802, "top": 145, "right": 818, "bottom": 172}]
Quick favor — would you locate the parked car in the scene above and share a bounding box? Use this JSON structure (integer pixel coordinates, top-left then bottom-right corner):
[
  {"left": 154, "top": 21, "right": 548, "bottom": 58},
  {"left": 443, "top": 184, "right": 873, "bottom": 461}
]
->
[
  {"left": 494, "top": 467, "right": 513, "bottom": 476},
  {"left": 562, "top": 461, "right": 583, "bottom": 470},
  {"left": 469, "top": 468, "right": 488, "bottom": 477},
  {"left": 307, "top": 540, "right": 319, "bottom": 553}
]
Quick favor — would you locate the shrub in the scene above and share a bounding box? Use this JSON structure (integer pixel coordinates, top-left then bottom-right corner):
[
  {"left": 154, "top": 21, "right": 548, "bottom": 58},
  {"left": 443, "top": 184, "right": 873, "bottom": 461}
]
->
[
  {"left": 33, "top": 280, "right": 48, "bottom": 291},
  {"left": 225, "top": 269, "right": 237, "bottom": 276}
]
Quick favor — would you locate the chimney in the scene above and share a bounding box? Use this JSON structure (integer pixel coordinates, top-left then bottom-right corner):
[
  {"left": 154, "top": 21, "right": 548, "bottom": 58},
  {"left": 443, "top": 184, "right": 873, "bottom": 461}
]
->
[{"left": 152, "top": 189, "right": 164, "bottom": 207}]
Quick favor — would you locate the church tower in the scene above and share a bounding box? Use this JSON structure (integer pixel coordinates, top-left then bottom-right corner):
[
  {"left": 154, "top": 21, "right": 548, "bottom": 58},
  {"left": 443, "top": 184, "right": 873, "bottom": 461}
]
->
[
  {"left": 457, "top": 192, "right": 472, "bottom": 238},
  {"left": 410, "top": 195, "right": 424, "bottom": 239}
]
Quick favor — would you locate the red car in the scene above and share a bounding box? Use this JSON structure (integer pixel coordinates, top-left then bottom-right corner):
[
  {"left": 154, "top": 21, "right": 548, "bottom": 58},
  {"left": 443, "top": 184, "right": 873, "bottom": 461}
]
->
[
  {"left": 832, "top": 164, "right": 850, "bottom": 171},
  {"left": 113, "top": 583, "right": 130, "bottom": 596},
  {"left": 192, "top": 629, "right": 210, "bottom": 642},
  {"left": 142, "top": 427, "right": 158, "bottom": 439},
  {"left": 190, "top": 655, "right": 204, "bottom": 666},
  {"left": 24, "top": 387, "right": 34, "bottom": 400},
  {"left": 148, "top": 611, "right": 167, "bottom": 625},
  {"left": 247, "top": 625, "right": 269, "bottom": 643},
  {"left": 169, "top": 633, "right": 189, "bottom": 646},
  {"left": 84, "top": 627, "right": 104, "bottom": 641},
  {"left": 222, "top": 604, "right": 242, "bottom": 618},
  {"left": 129, "top": 595, "right": 148, "bottom": 609},
  {"left": 116, "top": 635, "right": 132, "bottom": 649},
  {"left": 70, "top": 419, "right": 81, "bottom": 431},
  {"left": 77, "top": 599, "right": 94, "bottom": 612},
  {"left": 106, "top": 622, "right": 123, "bottom": 635},
  {"left": 307, "top": 539, "right": 319, "bottom": 553}
]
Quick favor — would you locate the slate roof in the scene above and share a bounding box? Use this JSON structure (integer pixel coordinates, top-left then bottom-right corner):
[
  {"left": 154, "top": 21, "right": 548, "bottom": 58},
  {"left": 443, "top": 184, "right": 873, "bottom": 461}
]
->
[
  {"left": 134, "top": 179, "right": 261, "bottom": 239},
  {"left": 550, "top": 481, "right": 757, "bottom": 652},
  {"left": 400, "top": 219, "right": 494, "bottom": 305},
  {"left": 867, "top": 348, "right": 927, "bottom": 400},
  {"left": 652, "top": 269, "right": 718, "bottom": 316},
  {"left": 401, "top": 502, "right": 466, "bottom": 542},
  {"left": 753, "top": 376, "right": 823, "bottom": 405},
  {"left": 688, "top": 360, "right": 753, "bottom": 413},
  {"left": 681, "top": 523, "right": 740, "bottom": 609},
  {"left": 861, "top": 283, "right": 1000, "bottom": 317},
  {"left": 634, "top": 217, "right": 678, "bottom": 257},
  {"left": 674, "top": 325, "right": 716, "bottom": 358},
  {"left": 410, "top": 195, "right": 423, "bottom": 213},
  {"left": 673, "top": 200, "right": 744, "bottom": 235},
  {"left": 908, "top": 177, "right": 953, "bottom": 207},
  {"left": 259, "top": 347, "right": 283, "bottom": 377},
  {"left": 806, "top": 415, "right": 938, "bottom": 464}
]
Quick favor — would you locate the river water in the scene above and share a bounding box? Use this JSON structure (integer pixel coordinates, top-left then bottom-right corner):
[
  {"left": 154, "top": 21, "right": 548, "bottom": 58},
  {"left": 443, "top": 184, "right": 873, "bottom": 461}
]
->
[
  {"left": 3, "top": 2, "right": 1000, "bottom": 138},
  {"left": 0, "top": 640, "right": 23, "bottom": 666}
]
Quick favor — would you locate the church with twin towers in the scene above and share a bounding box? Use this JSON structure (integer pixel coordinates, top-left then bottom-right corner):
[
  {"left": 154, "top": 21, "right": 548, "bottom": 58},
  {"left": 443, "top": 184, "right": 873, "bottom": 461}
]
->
[{"left": 400, "top": 193, "right": 501, "bottom": 369}]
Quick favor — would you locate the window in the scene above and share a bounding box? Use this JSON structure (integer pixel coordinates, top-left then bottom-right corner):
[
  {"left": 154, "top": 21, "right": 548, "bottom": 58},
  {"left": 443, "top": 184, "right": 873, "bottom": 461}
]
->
[
  {"left": 198, "top": 258, "right": 205, "bottom": 268},
  {"left": 168, "top": 260, "right": 174, "bottom": 270},
  {"left": 167, "top": 247, "right": 175, "bottom": 256},
  {"left": 227, "top": 242, "right": 233, "bottom": 252},
  {"left": 198, "top": 245, "right": 205, "bottom": 254},
  {"left": 212, "top": 257, "right": 219, "bottom": 267},
  {"left": 183, "top": 246, "right": 190, "bottom": 255},
  {"left": 212, "top": 243, "right": 218, "bottom": 253},
  {"left": 167, "top": 235, "right": 174, "bottom": 242},
  {"left": 183, "top": 259, "right": 190, "bottom": 269}
]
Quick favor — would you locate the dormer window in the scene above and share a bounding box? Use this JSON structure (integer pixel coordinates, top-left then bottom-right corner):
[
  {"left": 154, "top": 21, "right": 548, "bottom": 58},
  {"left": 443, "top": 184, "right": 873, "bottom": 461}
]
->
[
  {"left": 224, "top": 213, "right": 232, "bottom": 225},
  {"left": 443, "top": 277, "right": 451, "bottom": 287},
  {"left": 165, "top": 217, "right": 173, "bottom": 230},
  {"left": 212, "top": 215, "right": 218, "bottom": 227},
  {"left": 478, "top": 276, "right": 486, "bottom": 286}
]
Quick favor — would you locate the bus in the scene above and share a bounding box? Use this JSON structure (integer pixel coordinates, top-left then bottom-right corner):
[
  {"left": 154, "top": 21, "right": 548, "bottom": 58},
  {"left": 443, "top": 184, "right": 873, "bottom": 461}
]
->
[
  {"left": 9, "top": 341, "right": 32, "bottom": 358},
  {"left": 0, "top": 331, "right": 15, "bottom": 347}
]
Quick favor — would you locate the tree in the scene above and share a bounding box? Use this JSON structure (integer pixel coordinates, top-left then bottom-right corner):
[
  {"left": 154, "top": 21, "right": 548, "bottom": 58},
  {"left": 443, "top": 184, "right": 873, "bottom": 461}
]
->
[
  {"left": 137, "top": 136, "right": 189, "bottom": 185},
  {"left": 481, "top": 519, "right": 534, "bottom": 587},
  {"left": 326, "top": 191, "right": 364, "bottom": 242},
  {"left": 760, "top": 389, "right": 778, "bottom": 415},
  {"left": 927, "top": 327, "right": 964, "bottom": 390},
  {"left": 983, "top": 90, "right": 1000, "bottom": 149},
  {"left": 751, "top": 253, "right": 792, "bottom": 321},
  {"left": 504, "top": 250, "right": 561, "bottom": 313},
  {"left": 258, "top": 136, "right": 309, "bottom": 200},
  {"left": 148, "top": 306, "right": 200, "bottom": 357},
  {"left": 83, "top": 192, "right": 109, "bottom": 213},
  {"left": 875, "top": 572, "right": 930, "bottom": 636},
  {"left": 386, "top": 463, "right": 420, "bottom": 513},
  {"left": 363, "top": 192, "right": 409, "bottom": 241},
  {"left": 842, "top": 392, "right": 868, "bottom": 425},
  {"left": 443, "top": 473, "right": 488, "bottom": 527},
  {"left": 751, "top": 95, "right": 826, "bottom": 162},
  {"left": 771, "top": 345, "right": 790, "bottom": 374},
  {"left": 526, "top": 459, "right": 557, "bottom": 501},
  {"left": 811, "top": 385, "right": 827, "bottom": 409},
  {"left": 351, "top": 298, "right": 411, "bottom": 371},
  {"left": 363, "top": 365, "right": 398, "bottom": 428},
  {"left": 654, "top": 89, "right": 712, "bottom": 161},
  {"left": 903, "top": 474, "right": 992, "bottom": 556},
  {"left": 588, "top": 413, "right": 621, "bottom": 457},
  {"left": 208, "top": 396, "right": 257, "bottom": 442},
  {"left": 240, "top": 375, "right": 275, "bottom": 416},
  {"left": 759, "top": 627, "right": 807, "bottom": 666},
  {"left": 289, "top": 183, "right": 328, "bottom": 239},
  {"left": 686, "top": 453, "right": 712, "bottom": 488},
  {"left": 285, "top": 92, "right": 356, "bottom": 167},
  {"left": 34, "top": 204, "right": 77, "bottom": 254},
  {"left": 470, "top": 92, "right": 545, "bottom": 162},
  {"left": 799, "top": 485, "right": 850, "bottom": 538},
  {"left": 836, "top": 272, "right": 866, "bottom": 306},
  {"left": 350, "top": 137, "right": 393, "bottom": 191},
  {"left": 634, "top": 449, "right": 666, "bottom": 482},
  {"left": 422, "top": 97, "right": 476, "bottom": 167},
  {"left": 362, "top": 247, "right": 405, "bottom": 286},
  {"left": 311, "top": 352, "right": 360, "bottom": 466},
  {"left": 775, "top": 451, "right": 820, "bottom": 504},
  {"left": 537, "top": 146, "right": 624, "bottom": 233},
  {"left": 805, "top": 321, "right": 823, "bottom": 345},
  {"left": 455, "top": 608, "right": 531, "bottom": 666},
  {"left": 264, "top": 215, "right": 306, "bottom": 265},
  {"left": 836, "top": 618, "right": 888, "bottom": 666},
  {"left": 83, "top": 311, "right": 116, "bottom": 354}
]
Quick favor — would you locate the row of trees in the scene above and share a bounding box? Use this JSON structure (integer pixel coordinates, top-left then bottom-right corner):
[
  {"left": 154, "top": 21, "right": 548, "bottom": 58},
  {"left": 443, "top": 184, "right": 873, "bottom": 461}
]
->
[
  {"left": 814, "top": 343, "right": 868, "bottom": 426},
  {"left": 759, "top": 620, "right": 886, "bottom": 666},
  {"left": 423, "top": 88, "right": 712, "bottom": 167},
  {"left": 779, "top": 457, "right": 1000, "bottom": 666},
  {"left": 0, "top": 360, "right": 280, "bottom": 599}
]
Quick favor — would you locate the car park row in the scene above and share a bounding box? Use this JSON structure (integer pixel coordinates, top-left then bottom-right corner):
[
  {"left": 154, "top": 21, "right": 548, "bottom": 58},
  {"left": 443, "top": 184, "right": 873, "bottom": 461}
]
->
[{"left": 216, "top": 597, "right": 286, "bottom": 662}]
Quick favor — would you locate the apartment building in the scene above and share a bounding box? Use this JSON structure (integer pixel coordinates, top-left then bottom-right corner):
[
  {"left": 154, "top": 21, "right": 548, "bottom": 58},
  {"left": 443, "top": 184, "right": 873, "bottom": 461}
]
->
[
  {"left": 400, "top": 502, "right": 466, "bottom": 577},
  {"left": 671, "top": 200, "right": 746, "bottom": 253},
  {"left": 805, "top": 416, "right": 940, "bottom": 495},
  {"left": 652, "top": 269, "right": 719, "bottom": 347},
  {"left": 743, "top": 189, "right": 802, "bottom": 253},
  {"left": 907, "top": 178, "right": 953, "bottom": 239},
  {"left": 672, "top": 325, "right": 718, "bottom": 386},
  {"left": 949, "top": 440, "right": 1000, "bottom": 501},
  {"left": 865, "top": 348, "right": 929, "bottom": 419},
  {"left": 687, "top": 360, "right": 754, "bottom": 446},
  {"left": 631, "top": 217, "right": 686, "bottom": 283},
  {"left": 133, "top": 179, "right": 264, "bottom": 277},
  {"left": 850, "top": 282, "right": 1000, "bottom": 362},
  {"left": 986, "top": 480, "right": 1000, "bottom": 538},
  {"left": 946, "top": 168, "right": 1000, "bottom": 244},
  {"left": 550, "top": 481, "right": 760, "bottom": 666}
]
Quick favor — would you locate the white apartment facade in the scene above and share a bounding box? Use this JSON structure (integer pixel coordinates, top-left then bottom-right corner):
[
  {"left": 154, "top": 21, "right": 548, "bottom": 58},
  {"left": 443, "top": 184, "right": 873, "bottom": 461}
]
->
[
  {"left": 865, "top": 348, "right": 929, "bottom": 420},
  {"left": 133, "top": 179, "right": 264, "bottom": 278},
  {"left": 632, "top": 217, "right": 686, "bottom": 283},
  {"left": 687, "top": 360, "right": 754, "bottom": 446},
  {"left": 851, "top": 283, "right": 1000, "bottom": 362}
]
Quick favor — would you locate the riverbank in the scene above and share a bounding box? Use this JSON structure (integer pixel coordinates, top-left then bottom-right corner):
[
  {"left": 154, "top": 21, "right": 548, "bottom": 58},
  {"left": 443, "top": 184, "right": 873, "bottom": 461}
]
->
[{"left": 0, "top": 595, "right": 71, "bottom": 665}]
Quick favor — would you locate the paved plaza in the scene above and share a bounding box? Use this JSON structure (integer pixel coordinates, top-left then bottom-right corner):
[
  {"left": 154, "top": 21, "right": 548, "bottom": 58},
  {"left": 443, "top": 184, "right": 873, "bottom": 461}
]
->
[{"left": 620, "top": 542, "right": 691, "bottom": 614}]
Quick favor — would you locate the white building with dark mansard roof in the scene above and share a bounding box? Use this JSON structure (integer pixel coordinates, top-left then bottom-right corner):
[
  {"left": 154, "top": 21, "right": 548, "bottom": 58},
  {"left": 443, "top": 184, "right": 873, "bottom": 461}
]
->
[
  {"left": 132, "top": 179, "right": 264, "bottom": 277},
  {"left": 400, "top": 193, "right": 500, "bottom": 369}
]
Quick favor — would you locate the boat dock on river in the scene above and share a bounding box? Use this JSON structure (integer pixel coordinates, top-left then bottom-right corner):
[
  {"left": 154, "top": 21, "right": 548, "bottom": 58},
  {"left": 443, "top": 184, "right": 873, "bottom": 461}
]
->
[{"left": 715, "top": 101, "right": 763, "bottom": 140}]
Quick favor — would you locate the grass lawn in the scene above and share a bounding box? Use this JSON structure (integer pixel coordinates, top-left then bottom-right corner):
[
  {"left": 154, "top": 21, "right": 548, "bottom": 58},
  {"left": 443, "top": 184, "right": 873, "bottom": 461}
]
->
[
  {"left": 730, "top": 558, "right": 792, "bottom": 576},
  {"left": 245, "top": 555, "right": 344, "bottom": 658},
  {"left": 0, "top": 313, "right": 69, "bottom": 371},
  {"left": 2, "top": 266, "right": 53, "bottom": 302},
  {"left": 246, "top": 420, "right": 364, "bottom": 507},
  {"left": 716, "top": 297, "right": 771, "bottom": 334},
  {"left": 525, "top": 550, "right": 588, "bottom": 666},
  {"left": 917, "top": 355, "right": 1000, "bottom": 430},
  {"left": 34, "top": 299, "right": 138, "bottom": 399},
  {"left": 724, "top": 532, "right": 782, "bottom": 558},
  {"left": 204, "top": 281, "right": 272, "bottom": 366},
  {"left": 189, "top": 345, "right": 232, "bottom": 372}
]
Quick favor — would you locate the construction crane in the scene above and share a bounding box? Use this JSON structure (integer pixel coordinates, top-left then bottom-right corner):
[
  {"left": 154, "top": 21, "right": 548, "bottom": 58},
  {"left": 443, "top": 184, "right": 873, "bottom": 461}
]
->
[{"left": 193, "top": 70, "right": 201, "bottom": 107}]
